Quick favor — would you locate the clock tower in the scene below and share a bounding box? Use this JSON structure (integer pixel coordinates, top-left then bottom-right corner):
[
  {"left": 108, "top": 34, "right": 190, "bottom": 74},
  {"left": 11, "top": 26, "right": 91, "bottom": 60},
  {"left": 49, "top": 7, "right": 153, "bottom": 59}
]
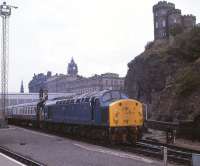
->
[{"left": 67, "top": 57, "right": 78, "bottom": 76}]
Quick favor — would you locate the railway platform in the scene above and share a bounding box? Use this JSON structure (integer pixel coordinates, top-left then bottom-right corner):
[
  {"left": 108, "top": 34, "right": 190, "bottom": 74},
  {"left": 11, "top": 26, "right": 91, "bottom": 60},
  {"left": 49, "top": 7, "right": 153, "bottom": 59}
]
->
[
  {"left": 0, "top": 153, "right": 25, "bottom": 166},
  {"left": 0, "top": 126, "right": 174, "bottom": 166}
]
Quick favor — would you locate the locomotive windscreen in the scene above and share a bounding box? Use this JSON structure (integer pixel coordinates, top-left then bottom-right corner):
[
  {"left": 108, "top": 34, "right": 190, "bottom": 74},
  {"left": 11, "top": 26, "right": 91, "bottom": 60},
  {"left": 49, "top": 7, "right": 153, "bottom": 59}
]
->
[{"left": 102, "top": 91, "right": 128, "bottom": 102}]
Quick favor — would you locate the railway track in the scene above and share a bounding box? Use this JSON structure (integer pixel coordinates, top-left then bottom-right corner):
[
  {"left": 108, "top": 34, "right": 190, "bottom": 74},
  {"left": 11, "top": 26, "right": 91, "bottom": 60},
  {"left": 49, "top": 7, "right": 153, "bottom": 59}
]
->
[
  {"left": 0, "top": 145, "right": 45, "bottom": 166},
  {"left": 141, "top": 138, "right": 200, "bottom": 154},
  {"left": 135, "top": 141, "right": 192, "bottom": 165}
]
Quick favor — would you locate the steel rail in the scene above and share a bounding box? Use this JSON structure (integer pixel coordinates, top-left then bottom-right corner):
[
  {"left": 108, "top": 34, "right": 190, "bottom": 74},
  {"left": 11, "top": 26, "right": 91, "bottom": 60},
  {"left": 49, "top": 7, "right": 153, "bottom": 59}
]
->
[
  {"left": 141, "top": 139, "right": 200, "bottom": 154},
  {"left": 0, "top": 145, "right": 45, "bottom": 166}
]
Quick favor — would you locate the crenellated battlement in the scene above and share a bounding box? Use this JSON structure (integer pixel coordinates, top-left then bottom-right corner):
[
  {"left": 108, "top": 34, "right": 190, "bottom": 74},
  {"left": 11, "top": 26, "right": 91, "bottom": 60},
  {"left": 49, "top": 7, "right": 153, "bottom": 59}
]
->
[
  {"left": 182, "top": 14, "right": 196, "bottom": 19},
  {"left": 168, "top": 9, "right": 181, "bottom": 15},
  {"left": 153, "top": 1, "right": 175, "bottom": 12}
]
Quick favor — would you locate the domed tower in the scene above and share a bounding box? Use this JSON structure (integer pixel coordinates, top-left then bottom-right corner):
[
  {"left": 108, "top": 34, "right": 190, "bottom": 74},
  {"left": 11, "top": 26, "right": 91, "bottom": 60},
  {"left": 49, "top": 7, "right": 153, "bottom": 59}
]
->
[
  {"left": 67, "top": 57, "right": 78, "bottom": 76},
  {"left": 153, "top": 1, "right": 175, "bottom": 40}
]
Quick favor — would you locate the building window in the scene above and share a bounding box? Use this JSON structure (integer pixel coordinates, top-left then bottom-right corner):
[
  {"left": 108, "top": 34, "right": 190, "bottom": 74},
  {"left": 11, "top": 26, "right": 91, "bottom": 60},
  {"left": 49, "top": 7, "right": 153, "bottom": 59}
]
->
[
  {"left": 174, "top": 19, "right": 177, "bottom": 23},
  {"left": 105, "top": 80, "right": 108, "bottom": 86},
  {"left": 162, "top": 32, "right": 166, "bottom": 37},
  {"left": 156, "top": 22, "right": 158, "bottom": 29},
  {"left": 162, "top": 20, "right": 166, "bottom": 27}
]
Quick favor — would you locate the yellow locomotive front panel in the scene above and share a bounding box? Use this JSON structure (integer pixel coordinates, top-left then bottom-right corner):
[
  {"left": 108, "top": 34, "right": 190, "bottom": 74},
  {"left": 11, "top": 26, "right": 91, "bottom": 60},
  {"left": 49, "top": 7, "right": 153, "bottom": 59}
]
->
[{"left": 109, "top": 99, "right": 143, "bottom": 127}]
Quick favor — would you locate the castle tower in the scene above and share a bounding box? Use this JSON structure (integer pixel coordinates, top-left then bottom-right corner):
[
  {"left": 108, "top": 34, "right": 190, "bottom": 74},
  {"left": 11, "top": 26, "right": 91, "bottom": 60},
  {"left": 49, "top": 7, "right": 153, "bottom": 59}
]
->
[
  {"left": 182, "top": 15, "right": 196, "bottom": 29},
  {"left": 167, "top": 9, "right": 182, "bottom": 29},
  {"left": 67, "top": 57, "right": 78, "bottom": 76},
  {"left": 20, "top": 80, "right": 24, "bottom": 93},
  {"left": 153, "top": 1, "right": 175, "bottom": 40}
]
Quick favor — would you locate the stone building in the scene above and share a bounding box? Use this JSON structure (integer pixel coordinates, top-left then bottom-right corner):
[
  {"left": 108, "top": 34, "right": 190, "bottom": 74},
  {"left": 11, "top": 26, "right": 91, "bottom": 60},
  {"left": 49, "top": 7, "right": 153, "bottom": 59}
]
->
[
  {"left": 29, "top": 58, "right": 124, "bottom": 94},
  {"left": 153, "top": 1, "right": 196, "bottom": 40}
]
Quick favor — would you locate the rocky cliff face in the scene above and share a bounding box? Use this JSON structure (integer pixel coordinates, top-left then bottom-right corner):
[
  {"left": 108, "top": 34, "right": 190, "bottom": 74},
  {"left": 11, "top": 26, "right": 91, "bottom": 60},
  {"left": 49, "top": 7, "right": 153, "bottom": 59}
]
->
[{"left": 125, "top": 27, "right": 200, "bottom": 122}]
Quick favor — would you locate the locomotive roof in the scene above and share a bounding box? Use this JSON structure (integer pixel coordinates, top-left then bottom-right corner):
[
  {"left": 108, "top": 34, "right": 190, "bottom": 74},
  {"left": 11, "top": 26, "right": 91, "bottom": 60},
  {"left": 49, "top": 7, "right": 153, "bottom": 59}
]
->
[
  {"left": 72, "top": 90, "right": 109, "bottom": 99},
  {"left": 54, "top": 90, "right": 125, "bottom": 105},
  {"left": 6, "top": 90, "right": 127, "bottom": 108}
]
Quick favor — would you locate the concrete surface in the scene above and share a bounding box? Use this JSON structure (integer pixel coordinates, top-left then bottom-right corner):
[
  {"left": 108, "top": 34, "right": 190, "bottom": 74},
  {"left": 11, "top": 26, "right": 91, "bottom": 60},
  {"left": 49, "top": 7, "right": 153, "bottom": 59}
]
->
[{"left": 0, "top": 126, "right": 173, "bottom": 166}]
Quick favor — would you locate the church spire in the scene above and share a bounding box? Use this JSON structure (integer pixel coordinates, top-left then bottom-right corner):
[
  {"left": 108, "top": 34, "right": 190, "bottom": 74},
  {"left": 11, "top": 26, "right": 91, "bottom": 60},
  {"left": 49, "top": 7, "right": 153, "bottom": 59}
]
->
[{"left": 20, "top": 80, "right": 24, "bottom": 93}]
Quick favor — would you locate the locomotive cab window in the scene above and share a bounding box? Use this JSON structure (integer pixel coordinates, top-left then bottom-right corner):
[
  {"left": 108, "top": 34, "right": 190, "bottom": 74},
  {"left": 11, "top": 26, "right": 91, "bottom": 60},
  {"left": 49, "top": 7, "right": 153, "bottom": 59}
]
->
[
  {"left": 102, "top": 92, "right": 111, "bottom": 102},
  {"left": 76, "top": 99, "right": 81, "bottom": 103},
  {"left": 111, "top": 91, "right": 121, "bottom": 100},
  {"left": 102, "top": 91, "right": 129, "bottom": 103},
  {"left": 102, "top": 91, "right": 123, "bottom": 102}
]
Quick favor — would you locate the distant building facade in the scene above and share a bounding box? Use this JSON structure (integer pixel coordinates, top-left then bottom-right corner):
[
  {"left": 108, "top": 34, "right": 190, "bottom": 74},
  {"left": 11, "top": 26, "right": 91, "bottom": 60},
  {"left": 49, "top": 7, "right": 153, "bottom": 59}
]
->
[
  {"left": 29, "top": 58, "right": 124, "bottom": 94},
  {"left": 153, "top": 1, "right": 196, "bottom": 40}
]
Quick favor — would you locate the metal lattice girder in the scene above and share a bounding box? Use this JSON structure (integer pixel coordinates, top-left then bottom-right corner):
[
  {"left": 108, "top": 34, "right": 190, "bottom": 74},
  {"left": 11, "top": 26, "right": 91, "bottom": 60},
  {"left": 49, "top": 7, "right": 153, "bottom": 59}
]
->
[
  {"left": 1, "top": 15, "right": 9, "bottom": 123},
  {"left": 0, "top": 2, "right": 18, "bottom": 127}
]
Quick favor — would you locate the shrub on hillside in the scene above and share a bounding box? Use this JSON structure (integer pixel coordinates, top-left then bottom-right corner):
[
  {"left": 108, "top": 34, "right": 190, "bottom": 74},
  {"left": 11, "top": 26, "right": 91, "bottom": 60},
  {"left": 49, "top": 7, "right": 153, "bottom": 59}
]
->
[
  {"left": 168, "top": 27, "right": 200, "bottom": 62},
  {"left": 169, "top": 24, "right": 183, "bottom": 36},
  {"left": 175, "top": 68, "right": 200, "bottom": 97}
]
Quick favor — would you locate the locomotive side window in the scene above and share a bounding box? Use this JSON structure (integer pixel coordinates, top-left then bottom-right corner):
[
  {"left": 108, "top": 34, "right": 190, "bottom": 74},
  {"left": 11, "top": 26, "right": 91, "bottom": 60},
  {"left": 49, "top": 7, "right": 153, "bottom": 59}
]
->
[
  {"left": 70, "top": 99, "right": 74, "bottom": 104},
  {"left": 85, "top": 98, "right": 90, "bottom": 103},
  {"left": 76, "top": 99, "right": 81, "bottom": 103}
]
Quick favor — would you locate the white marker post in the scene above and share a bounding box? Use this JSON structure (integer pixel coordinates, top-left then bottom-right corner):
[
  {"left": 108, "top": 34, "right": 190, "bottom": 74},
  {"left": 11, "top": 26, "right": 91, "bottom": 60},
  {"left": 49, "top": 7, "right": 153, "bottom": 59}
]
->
[{"left": 163, "top": 146, "right": 167, "bottom": 166}]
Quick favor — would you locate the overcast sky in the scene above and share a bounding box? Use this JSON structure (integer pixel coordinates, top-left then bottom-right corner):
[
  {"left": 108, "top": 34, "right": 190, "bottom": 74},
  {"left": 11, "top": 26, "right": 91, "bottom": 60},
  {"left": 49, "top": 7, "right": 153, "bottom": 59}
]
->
[{"left": 3, "top": 0, "right": 200, "bottom": 92}]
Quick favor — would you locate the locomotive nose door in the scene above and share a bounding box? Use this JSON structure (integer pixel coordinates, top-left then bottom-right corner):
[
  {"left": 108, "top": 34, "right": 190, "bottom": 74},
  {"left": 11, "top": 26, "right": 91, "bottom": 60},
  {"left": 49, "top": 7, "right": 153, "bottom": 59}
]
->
[{"left": 90, "top": 97, "right": 95, "bottom": 121}]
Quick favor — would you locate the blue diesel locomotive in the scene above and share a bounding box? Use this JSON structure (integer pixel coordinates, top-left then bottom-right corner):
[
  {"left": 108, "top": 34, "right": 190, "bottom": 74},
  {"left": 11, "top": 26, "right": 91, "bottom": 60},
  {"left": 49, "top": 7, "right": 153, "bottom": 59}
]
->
[{"left": 7, "top": 90, "right": 144, "bottom": 143}]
